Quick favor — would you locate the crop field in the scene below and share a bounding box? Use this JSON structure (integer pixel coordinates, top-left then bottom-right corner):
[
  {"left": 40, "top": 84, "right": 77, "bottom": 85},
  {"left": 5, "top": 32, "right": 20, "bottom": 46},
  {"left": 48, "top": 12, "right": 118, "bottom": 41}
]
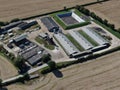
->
[
  {"left": 6, "top": 51, "right": 120, "bottom": 90},
  {"left": 86, "top": 0, "right": 120, "bottom": 28},
  {"left": 0, "top": 55, "right": 17, "bottom": 80},
  {"left": 0, "top": 0, "right": 96, "bottom": 22}
]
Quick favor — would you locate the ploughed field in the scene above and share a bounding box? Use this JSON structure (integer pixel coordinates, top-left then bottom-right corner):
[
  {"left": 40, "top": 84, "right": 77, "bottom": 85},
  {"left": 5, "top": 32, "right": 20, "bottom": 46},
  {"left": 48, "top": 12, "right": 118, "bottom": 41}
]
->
[
  {"left": 0, "top": 56, "right": 17, "bottom": 80},
  {"left": 86, "top": 0, "right": 120, "bottom": 28},
  {"left": 7, "top": 51, "right": 120, "bottom": 90},
  {"left": 0, "top": 0, "right": 96, "bottom": 21}
]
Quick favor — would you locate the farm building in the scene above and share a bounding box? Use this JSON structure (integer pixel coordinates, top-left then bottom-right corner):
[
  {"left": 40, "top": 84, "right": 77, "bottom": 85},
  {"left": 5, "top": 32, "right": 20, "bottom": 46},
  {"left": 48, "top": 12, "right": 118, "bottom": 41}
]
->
[
  {"left": 82, "top": 27, "right": 109, "bottom": 45},
  {"left": 91, "top": 44, "right": 110, "bottom": 52},
  {"left": 41, "top": 17, "right": 59, "bottom": 32},
  {"left": 17, "top": 21, "right": 37, "bottom": 30},
  {"left": 54, "top": 33, "right": 80, "bottom": 57},
  {"left": 57, "top": 12, "right": 85, "bottom": 25},
  {"left": 69, "top": 30, "right": 94, "bottom": 50},
  {"left": 39, "top": 33, "right": 48, "bottom": 39},
  {"left": 1, "top": 21, "right": 23, "bottom": 34},
  {"left": 13, "top": 33, "right": 27, "bottom": 43},
  {"left": 19, "top": 45, "right": 44, "bottom": 66}
]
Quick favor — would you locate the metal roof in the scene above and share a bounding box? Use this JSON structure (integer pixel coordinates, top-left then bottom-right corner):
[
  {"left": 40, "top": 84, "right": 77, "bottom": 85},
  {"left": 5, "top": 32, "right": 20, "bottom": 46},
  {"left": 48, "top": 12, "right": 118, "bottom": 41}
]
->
[
  {"left": 54, "top": 33, "right": 79, "bottom": 56},
  {"left": 41, "top": 17, "right": 59, "bottom": 31},
  {"left": 82, "top": 27, "right": 109, "bottom": 45},
  {"left": 1, "top": 21, "right": 23, "bottom": 31},
  {"left": 19, "top": 45, "right": 44, "bottom": 66},
  {"left": 13, "top": 33, "right": 27, "bottom": 42},
  {"left": 69, "top": 30, "right": 94, "bottom": 50}
]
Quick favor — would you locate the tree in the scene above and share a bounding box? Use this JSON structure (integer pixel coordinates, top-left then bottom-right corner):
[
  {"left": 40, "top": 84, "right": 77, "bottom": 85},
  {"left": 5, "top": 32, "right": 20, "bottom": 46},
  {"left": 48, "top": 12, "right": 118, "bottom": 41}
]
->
[
  {"left": 75, "top": 5, "right": 80, "bottom": 10},
  {"left": 41, "top": 54, "right": 51, "bottom": 63},
  {"left": 10, "top": 18, "right": 21, "bottom": 23},
  {"left": 63, "top": 6, "right": 67, "bottom": 11},
  {"left": 0, "top": 79, "right": 2, "bottom": 87},
  {"left": 117, "top": 28, "right": 120, "bottom": 32},
  {"left": 14, "top": 56, "right": 25, "bottom": 69},
  {"left": 103, "top": 19, "right": 108, "bottom": 25},
  {"left": 47, "top": 61, "right": 56, "bottom": 69}
]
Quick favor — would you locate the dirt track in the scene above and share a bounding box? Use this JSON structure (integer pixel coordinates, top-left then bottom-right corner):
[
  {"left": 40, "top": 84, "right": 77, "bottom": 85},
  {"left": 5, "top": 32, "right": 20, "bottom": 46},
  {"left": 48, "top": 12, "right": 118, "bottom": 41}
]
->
[
  {"left": 0, "top": 0, "right": 96, "bottom": 21},
  {"left": 7, "top": 51, "right": 120, "bottom": 90}
]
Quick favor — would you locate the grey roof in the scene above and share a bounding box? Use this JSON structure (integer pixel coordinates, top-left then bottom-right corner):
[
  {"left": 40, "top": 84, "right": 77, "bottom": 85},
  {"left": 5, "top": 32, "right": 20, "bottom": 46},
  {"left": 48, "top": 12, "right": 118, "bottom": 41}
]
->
[
  {"left": 18, "top": 21, "right": 37, "bottom": 30},
  {"left": 13, "top": 33, "right": 27, "bottom": 42},
  {"left": 27, "top": 54, "right": 42, "bottom": 65},
  {"left": 1, "top": 21, "right": 23, "bottom": 31},
  {"left": 69, "top": 30, "right": 94, "bottom": 50},
  {"left": 19, "top": 45, "right": 44, "bottom": 65},
  {"left": 39, "top": 33, "right": 47, "bottom": 38},
  {"left": 54, "top": 33, "right": 80, "bottom": 56},
  {"left": 82, "top": 27, "right": 109, "bottom": 45},
  {"left": 41, "top": 17, "right": 59, "bottom": 31}
]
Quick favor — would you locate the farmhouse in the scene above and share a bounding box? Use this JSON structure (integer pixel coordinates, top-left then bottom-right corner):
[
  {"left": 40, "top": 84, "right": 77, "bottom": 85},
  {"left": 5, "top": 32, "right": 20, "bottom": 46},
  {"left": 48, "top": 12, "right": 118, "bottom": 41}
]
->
[
  {"left": 69, "top": 30, "right": 94, "bottom": 50},
  {"left": 54, "top": 33, "right": 80, "bottom": 57},
  {"left": 41, "top": 17, "right": 59, "bottom": 32}
]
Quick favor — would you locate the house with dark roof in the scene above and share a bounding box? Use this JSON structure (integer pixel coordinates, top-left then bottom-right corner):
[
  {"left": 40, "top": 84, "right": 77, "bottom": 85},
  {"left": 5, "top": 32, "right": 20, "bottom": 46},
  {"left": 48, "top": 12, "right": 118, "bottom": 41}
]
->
[{"left": 41, "top": 17, "right": 59, "bottom": 32}]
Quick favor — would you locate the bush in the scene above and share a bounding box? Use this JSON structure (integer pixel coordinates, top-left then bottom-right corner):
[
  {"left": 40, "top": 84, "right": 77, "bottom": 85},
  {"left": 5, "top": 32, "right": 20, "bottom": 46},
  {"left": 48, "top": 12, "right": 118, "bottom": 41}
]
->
[
  {"left": 10, "top": 18, "right": 21, "bottom": 23},
  {"left": 47, "top": 61, "right": 56, "bottom": 70},
  {"left": 41, "top": 54, "right": 51, "bottom": 63},
  {"left": 41, "top": 67, "right": 51, "bottom": 74},
  {"left": 0, "top": 79, "right": 2, "bottom": 86}
]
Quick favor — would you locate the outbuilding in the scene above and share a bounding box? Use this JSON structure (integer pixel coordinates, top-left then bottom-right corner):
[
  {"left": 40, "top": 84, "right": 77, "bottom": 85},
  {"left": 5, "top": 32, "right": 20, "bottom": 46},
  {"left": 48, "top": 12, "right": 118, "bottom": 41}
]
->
[{"left": 41, "top": 17, "right": 59, "bottom": 32}]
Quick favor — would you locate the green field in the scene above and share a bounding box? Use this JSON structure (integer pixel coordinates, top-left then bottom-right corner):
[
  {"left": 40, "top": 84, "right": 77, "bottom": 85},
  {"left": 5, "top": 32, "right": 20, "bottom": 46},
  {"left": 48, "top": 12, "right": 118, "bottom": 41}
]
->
[{"left": 51, "top": 9, "right": 90, "bottom": 30}]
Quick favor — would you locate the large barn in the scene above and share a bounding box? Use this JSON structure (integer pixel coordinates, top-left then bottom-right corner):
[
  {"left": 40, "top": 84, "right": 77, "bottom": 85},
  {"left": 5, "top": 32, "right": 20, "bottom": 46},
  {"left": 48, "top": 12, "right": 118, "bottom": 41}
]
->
[{"left": 41, "top": 17, "right": 59, "bottom": 32}]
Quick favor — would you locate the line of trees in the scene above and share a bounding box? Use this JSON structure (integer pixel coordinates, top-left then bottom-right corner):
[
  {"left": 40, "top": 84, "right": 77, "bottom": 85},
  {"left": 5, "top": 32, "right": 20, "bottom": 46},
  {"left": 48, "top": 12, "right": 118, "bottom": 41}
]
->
[{"left": 75, "top": 5, "right": 120, "bottom": 33}]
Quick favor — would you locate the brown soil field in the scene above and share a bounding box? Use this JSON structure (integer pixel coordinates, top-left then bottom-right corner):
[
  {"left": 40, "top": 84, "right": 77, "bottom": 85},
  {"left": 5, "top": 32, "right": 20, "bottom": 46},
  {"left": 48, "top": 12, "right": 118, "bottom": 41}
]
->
[
  {"left": 7, "top": 51, "right": 120, "bottom": 90},
  {"left": 86, "top": 0, "right": 120, "bottom": 28},
  {"left": 0, "top": 56, "right": 17, "bottom": 80},
  {"left": 0, "top": 0, "right": 96, "bottom": 21}
]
